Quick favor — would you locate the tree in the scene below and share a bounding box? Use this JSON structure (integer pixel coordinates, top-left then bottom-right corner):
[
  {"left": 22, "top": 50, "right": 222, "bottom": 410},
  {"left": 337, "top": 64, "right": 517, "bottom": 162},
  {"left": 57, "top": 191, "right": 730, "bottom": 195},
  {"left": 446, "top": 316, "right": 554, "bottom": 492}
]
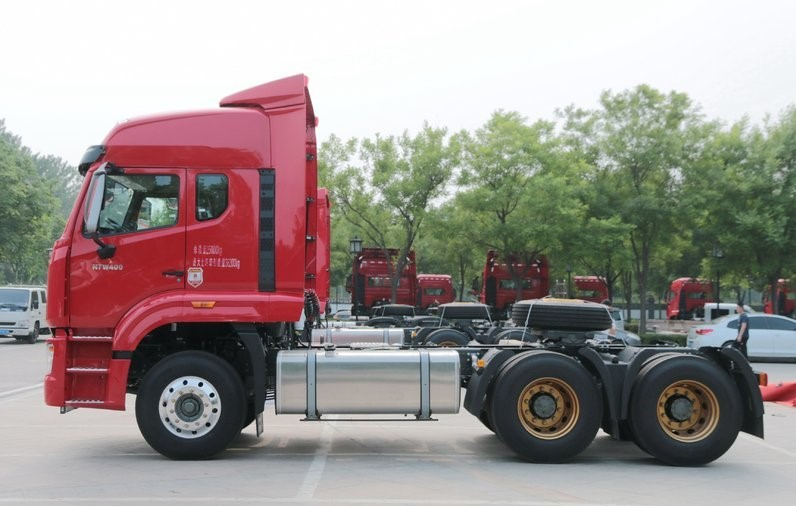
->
[
  {"left": 417, "top": 196, "right": 483, "bottom": 301},
  {"left": 457, "top": 111, "right": 583, "bottom": 302},
  {"left": 0, "top": 120, "right": 61, "bottom": 284},
  {"left": 33, "top": 153, "right": 81, "bottom": 218},
  {"left": 687, "top": 108, "right": 796, "bottom": 311},
  {"left": 322, "top": 125, "right": 459, "bottom": 303},
  {"left": 585, "top": 86, "right": 707, "bottom": 331}
]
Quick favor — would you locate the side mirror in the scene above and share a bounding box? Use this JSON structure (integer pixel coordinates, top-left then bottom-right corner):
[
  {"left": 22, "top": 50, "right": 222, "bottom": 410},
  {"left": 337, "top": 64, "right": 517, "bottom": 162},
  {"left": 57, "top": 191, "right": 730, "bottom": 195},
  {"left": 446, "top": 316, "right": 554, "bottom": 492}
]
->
[
  {"left": 84, "top": 169, "right": 107, "bottom": 235},
  {"left": 82, "top": 164, "right": 116, "bottom": 259}
]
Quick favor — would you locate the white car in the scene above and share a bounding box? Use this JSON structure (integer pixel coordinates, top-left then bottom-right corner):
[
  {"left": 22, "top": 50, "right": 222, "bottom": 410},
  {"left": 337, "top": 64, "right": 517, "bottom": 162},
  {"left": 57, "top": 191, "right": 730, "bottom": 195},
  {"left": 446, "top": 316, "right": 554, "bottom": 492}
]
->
[
  {"left": 608, "top": 307, "right": 625, "bottom": 331},
  {"left": 686, "top": 313, "right": 796, "bottom": 360},
  {"left": 0, "top": 286, "right": 48, "bottom": 344}
]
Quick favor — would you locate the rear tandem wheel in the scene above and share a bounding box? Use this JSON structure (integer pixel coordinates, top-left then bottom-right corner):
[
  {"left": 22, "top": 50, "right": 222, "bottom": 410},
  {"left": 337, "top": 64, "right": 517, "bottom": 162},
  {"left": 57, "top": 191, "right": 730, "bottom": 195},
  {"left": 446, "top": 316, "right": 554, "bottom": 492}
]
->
[
  {"left": 488, "top": 351, "right": 602, "bottom": 463},
  {"left": 628, "top": 354, "right": 742, "bottom": 466}
]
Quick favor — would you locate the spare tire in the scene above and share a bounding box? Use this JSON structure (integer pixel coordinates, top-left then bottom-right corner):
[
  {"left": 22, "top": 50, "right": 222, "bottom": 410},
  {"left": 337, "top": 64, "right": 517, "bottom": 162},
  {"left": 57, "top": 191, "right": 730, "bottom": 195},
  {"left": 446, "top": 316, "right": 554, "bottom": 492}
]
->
[
  {"left": 511, "top": 299, "right": 612, "bottom": 331},
  {"left": 494, "top": 328, "right": 538, "bottom": 343},
  {"left": 437, "top": 303, "right": 492, "bottom": 321}
]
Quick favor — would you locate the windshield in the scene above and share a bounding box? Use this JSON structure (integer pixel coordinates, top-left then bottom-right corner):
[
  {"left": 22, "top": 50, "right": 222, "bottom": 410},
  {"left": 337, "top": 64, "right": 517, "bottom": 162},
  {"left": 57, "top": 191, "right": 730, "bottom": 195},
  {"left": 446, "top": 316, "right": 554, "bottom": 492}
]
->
[{"left": 0, "top": 289, "right": 29, "bottom": 310}]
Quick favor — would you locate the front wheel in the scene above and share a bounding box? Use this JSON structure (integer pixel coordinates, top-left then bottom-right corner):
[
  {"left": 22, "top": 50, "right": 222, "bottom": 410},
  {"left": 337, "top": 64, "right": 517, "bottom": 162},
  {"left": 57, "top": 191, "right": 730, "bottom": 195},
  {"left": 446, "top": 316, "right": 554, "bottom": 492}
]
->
[
  {"left": 135, "top": 351, "right": 246, "bottom": 460},
  {"left": 26, "top": 322, "right": 40, "bottom": 344},
  {"left": 628, "top": 354, "right": 742, "bottom": 466},
  {"left": 488, "top": 352, "right": 602, "bottom": 463}
]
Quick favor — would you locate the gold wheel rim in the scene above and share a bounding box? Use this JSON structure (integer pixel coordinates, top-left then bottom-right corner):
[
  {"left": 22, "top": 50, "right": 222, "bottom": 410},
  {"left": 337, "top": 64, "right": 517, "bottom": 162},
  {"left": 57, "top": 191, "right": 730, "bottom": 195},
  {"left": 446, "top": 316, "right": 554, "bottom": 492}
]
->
[
  {"left": 656, "top": 380, "right": 719, "bottom": 442},
  {"left": 517, "top": 377, "right": 579, "bottom": 440}
]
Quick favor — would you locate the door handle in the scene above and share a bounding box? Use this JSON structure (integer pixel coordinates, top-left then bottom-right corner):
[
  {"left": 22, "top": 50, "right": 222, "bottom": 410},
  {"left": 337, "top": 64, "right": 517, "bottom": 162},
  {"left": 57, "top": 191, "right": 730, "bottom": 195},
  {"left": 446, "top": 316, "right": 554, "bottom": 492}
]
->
[{"left": 162, "top": 270, "right": 185, "bottom": 277}]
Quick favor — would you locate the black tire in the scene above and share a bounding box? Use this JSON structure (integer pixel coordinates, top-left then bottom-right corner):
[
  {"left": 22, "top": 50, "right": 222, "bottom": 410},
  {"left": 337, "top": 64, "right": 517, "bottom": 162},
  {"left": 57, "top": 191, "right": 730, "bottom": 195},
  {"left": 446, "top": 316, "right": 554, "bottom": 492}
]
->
[
  {"left": 478, "top": 409, "right": 495, "bottom": 433},
  {"left": 135, "top": 351, "right": 246, "bottom": 460},
  {"left": 364, "top": 316, "right": 400, "bottom": 328},
  {"left": 511, "top": 300, "right": 612, "bottom": 331},
  {"left": 488, "top": 352, "right": 602, "bottom": 463},
  {"left": 494, "top": 328, "right": 538, "bottom": 343},
  {"left": 425, "top": 328, "right": 469, "bottom": 347},
  {"left": 26, "top": 322, "right": 40, "bottom": 344},
  {"left": 628, "top": 354, "right": 742, "bottom": 466}
]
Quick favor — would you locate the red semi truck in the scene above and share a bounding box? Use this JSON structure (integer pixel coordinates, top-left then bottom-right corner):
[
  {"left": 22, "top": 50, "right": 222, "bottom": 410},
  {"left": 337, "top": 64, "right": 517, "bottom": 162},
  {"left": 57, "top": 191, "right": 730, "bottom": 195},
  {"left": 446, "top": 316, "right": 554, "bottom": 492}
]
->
[
  {"left": 44, "top": 75, "right": 764, "bottom": 466},
  {"left": 763, "top": 279, "right": 796, "bottom": 317},
  {"left": 665, "top": 277, "right": 714, "bottom": 320},
  {"left": 346, "top": 248, "right": 454, "bottom": 315},
  {"left": 573, "top": 275, "right": 609, "bottom": 304},
  {"left": 416, "top": 273, "right": 455, "bottom": 310},
  {"left": 480, "top": 250, "right": 549, "bottom": 317}
]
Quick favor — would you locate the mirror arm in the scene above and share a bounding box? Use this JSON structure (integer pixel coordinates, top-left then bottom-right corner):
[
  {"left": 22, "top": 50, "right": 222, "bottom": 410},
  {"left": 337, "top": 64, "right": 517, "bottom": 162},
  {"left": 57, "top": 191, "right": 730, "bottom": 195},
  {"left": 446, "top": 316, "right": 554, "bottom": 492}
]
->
[{"left": 91, "top": 233, "right": 116, "bottom": 260}]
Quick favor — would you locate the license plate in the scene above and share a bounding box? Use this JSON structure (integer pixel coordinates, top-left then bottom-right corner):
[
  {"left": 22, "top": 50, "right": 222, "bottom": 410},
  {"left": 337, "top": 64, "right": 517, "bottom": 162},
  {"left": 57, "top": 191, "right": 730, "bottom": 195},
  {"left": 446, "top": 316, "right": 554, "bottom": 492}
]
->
[{"left": 0, "top": 329, "right": 10, "bottom": 335}]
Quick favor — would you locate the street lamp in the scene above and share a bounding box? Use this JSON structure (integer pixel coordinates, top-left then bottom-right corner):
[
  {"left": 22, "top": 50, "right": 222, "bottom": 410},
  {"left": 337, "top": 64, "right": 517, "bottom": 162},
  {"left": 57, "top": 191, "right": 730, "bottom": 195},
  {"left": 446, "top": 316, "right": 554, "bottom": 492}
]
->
[
  {"left": 713, "top": 246, "right": 724, "bottom": 312},
  {"left": 349, "top": 237, "right": 363, "bottom": 317},
  {"left": 349, "top": 236, "right": 362, "bottom": 254}
]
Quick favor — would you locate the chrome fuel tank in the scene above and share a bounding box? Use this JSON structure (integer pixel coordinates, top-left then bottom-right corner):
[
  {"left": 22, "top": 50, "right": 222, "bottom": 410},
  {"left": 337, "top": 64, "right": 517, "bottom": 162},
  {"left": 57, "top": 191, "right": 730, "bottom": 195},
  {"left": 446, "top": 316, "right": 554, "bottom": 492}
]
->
[
  {"left": 276, "top": 348, "right": 461, "bottom": 418},
  {"left": 310, "top": 327, "right": 406, "bottom": 346}
]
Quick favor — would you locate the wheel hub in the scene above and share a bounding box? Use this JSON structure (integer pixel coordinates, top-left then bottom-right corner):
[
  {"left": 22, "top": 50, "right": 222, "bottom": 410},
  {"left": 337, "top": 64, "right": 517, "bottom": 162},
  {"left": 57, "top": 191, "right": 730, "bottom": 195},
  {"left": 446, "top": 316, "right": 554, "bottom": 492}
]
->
[
  {"left": 517, "top": 378, "right": 579, "bottom": 440},
  {"left": 158, "top": 376, "right": 221, "bottom": 439},
  {"left": 657, "top": 381, "right": 719, "bottom": 442}
]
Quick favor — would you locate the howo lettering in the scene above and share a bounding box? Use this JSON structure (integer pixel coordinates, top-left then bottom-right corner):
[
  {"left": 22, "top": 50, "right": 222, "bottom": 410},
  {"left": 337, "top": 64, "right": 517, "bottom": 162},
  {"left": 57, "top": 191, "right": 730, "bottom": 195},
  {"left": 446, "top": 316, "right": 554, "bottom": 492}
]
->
[{"left": 44, "top": 75, "right": 765, "bottom": 465}]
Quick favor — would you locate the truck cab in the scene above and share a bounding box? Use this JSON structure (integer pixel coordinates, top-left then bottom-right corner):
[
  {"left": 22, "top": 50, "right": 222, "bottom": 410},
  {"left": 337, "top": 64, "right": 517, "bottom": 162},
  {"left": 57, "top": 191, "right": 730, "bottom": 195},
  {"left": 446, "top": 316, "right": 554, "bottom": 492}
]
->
[
  {"left": 416, "top": 274, "right": 455, "bottom": 312},
  {"left": 479, "top": 250, "right": 549, "bottom": 318},
  {"left": 763, "top": 279, "right": 795, "bottom": 317},
  {"left": 573, "top": 275, "right": 609, "bottom": 304},
  {"left": 665, "top": 277, "right": 714, "bottom": 320},
  {"left": 44, "top": 74, "right": 320, "bottom": 413}
]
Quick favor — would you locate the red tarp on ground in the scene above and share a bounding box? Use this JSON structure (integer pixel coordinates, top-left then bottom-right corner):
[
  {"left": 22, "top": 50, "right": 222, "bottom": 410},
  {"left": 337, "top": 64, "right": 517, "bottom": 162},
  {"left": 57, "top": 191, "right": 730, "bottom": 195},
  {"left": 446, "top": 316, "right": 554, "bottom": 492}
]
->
[{"left": 760, "top": 382, "right": 796, "bottom": 406}]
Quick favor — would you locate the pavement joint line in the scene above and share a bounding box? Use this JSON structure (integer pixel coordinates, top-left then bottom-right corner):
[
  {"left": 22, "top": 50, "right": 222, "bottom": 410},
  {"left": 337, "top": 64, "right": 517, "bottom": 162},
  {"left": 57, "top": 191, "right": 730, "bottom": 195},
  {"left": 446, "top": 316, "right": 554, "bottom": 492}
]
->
[
  {"left": 0, "top": 383, "right": 42, "bottom": 398},
  {"left": 740, "top": 431, "right": 796, "bottom": 459},
  {"left": 296, "top": 422, "right": 334, "bottom": 500}
]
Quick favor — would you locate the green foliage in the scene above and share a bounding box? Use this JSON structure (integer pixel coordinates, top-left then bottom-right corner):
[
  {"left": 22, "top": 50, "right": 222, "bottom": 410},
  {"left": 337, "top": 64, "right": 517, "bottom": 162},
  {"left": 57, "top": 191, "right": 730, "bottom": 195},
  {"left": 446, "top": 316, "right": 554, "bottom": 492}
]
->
[
  {"left": 322, "top": 126, "right": 459, "bottom": 302},
  {"left": 0, "top": 120, "right": 64, "bottom": 284},
  {"left": 321, "top": 88, "right": 796, "bottom": 316}
]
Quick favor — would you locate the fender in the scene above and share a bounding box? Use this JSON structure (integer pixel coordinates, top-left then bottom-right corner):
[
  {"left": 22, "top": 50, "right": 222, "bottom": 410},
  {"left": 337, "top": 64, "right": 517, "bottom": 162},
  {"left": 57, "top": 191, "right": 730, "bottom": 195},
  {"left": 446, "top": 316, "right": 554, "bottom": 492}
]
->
[
  {"left": 113, "top": 290, "right": 304, "bottom": 351},
  {"left": 464, "top": 349, "right": 554, "bottom": 417},
  {"left": 576, "top": 346, "right": 620, "bottom": 436},
  {"left": 713, "top": 346, "right": 765, "bottom": 438}
]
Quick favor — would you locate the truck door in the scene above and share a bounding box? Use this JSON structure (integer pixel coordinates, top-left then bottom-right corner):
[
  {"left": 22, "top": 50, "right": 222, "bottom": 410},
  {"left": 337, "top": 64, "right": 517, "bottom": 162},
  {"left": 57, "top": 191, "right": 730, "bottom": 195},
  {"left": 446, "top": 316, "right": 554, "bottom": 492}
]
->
[
  {"left": 68, "top": 168, "right": 186, "bottom": 329},
  {"left": 184, "top": 171, "right": 263, "bottom": 294}
]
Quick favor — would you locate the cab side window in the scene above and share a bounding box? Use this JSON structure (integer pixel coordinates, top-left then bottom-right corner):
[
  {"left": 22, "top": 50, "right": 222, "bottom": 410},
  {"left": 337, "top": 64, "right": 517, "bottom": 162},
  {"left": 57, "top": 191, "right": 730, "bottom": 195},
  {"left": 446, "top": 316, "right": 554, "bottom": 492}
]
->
[
  {"left": 94, "top": 174, "right": 180, "bottom": 235},
  {"left": 196, "top": 174, "right": 228, "bottom": 221}
]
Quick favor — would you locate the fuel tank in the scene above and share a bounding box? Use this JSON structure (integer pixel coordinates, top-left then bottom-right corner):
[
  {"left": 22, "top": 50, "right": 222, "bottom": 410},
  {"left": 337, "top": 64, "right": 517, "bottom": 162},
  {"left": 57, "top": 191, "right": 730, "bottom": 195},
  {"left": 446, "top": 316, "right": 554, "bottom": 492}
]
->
[
  {"left": 276, "top": 348, "right": 460, "bottom": 417},
  {"left": 310, "top": 326, "right": 407, "bottom": 346}
]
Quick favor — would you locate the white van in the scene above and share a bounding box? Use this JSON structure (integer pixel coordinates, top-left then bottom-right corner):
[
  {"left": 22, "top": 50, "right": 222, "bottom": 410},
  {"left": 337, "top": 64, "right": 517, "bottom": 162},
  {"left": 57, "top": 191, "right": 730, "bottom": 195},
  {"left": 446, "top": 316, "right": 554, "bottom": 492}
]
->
[
  {"left": 702, "top": 302, "right": 753, "bottom": 322},
  {"left": 0, "top": 286, "right": 48, "bottom": 344}
]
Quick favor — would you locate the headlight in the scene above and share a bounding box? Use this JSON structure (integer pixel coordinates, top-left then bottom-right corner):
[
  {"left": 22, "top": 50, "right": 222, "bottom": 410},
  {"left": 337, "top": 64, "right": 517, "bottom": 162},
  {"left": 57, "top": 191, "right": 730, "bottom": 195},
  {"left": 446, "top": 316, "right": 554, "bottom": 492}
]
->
[{"left": 17, "top": 320, "right": 30, "bottom": 328}]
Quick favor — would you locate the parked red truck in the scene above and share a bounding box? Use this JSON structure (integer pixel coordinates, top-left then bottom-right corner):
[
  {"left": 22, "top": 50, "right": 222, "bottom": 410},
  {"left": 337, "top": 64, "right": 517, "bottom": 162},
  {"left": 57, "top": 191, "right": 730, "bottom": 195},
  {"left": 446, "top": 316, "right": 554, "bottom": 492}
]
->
[
  {"left": 416, "top": 273, "right": 455, "bottom": 311},
  {"left": 665, "top": 277, "right": 714, "bottom": 320},
  {"left": 480, "top": 250, "right": 549, "bottom": 317},
  {"left": 763, "top": 279, "right": 795, "bottom": 317},
  {"left": 347, "top": 248, "right": 417, "bottom": 315},
  {"left": 573, "top": 275, "right": 609, "bottom": 304},
  {"left": 44, "top": 75, "right": 763, "bottom": 466},
  {"left": 346, "top": 248, "right": 454, "bottom": 315}
]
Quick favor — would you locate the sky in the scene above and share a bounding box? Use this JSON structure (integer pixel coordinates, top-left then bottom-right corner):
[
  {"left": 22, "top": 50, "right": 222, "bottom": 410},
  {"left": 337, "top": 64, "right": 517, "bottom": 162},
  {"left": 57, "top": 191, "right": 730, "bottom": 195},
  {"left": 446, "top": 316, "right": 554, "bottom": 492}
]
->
[{"left": 2, "top": 0, "right": 795, "bottom": 167}]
